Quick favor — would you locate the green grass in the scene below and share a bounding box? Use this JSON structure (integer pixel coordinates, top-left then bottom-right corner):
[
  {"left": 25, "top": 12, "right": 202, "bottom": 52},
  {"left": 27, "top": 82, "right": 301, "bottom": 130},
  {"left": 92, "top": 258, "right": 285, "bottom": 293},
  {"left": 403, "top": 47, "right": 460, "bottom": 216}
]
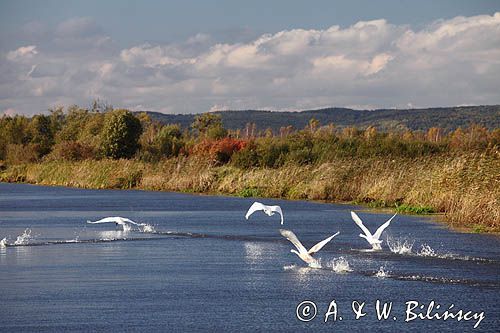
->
[
  {"left": 395, "top": 203, "right": 435, "bottom": 214},
  {"left": 238, "top": 187, "right": 262, "bottom": 198}
]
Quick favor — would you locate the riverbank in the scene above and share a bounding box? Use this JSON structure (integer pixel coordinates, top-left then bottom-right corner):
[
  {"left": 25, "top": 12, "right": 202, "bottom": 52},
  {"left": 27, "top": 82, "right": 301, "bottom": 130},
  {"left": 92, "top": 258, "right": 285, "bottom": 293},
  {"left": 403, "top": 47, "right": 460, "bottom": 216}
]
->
[{"left": 1, "top": 152, "right": 499, "bottom": 232}]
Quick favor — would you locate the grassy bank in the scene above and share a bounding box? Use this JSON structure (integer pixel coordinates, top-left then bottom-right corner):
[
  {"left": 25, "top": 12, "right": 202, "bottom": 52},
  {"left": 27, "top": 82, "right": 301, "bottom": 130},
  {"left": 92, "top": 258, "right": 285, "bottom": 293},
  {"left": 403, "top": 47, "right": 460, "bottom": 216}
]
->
[{"left": 1, "top": 152, "right": 498, "bottom": 232}]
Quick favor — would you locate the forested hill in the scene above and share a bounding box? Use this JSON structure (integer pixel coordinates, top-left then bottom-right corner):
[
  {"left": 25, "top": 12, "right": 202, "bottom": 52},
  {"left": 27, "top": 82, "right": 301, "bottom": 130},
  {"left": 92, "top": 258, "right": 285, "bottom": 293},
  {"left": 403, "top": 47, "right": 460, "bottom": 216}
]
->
[{"left": 140, "top": 105, "right": 500, "bottom": 132}]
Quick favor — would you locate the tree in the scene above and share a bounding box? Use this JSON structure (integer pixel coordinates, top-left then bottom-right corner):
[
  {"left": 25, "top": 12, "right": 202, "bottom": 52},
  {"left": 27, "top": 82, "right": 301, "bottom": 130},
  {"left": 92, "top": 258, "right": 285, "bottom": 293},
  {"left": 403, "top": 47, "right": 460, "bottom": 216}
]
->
[
  {"left": 56, "top": 106, "right": 89, "bottom": 143},
  {"left": 100, "top": 109, "right": 142, "bottom": 159},
  {"left": 155, "top": 124, "right": 183, "bottom": 157},
  {"left": 29, "top": 114, "right": 54, "bottom": 156},
  {"left": 191, "top": 113, "right": 227, "bottom": 139}
]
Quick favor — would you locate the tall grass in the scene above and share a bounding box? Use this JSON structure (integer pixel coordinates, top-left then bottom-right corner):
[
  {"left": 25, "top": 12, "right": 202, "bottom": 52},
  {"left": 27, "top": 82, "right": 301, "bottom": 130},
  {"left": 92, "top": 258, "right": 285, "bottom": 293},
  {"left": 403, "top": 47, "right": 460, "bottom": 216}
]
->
[{"left": 1, "top": 152, "right": 498, "bottom": 232}]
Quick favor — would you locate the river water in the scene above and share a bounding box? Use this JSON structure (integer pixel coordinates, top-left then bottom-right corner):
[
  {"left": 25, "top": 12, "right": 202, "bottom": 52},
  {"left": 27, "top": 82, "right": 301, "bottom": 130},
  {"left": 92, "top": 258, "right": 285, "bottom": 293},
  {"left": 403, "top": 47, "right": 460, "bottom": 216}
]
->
[{"left": 0, "top": 183, "right": 498, "bottom": 331}]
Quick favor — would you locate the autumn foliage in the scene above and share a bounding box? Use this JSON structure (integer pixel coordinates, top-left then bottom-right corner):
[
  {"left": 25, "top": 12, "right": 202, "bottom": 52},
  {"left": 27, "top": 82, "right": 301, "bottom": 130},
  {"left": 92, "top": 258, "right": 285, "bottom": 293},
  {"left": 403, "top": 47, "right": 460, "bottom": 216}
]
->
[{"left": 192, "top": 137, "right": 247, "bottom": 164}]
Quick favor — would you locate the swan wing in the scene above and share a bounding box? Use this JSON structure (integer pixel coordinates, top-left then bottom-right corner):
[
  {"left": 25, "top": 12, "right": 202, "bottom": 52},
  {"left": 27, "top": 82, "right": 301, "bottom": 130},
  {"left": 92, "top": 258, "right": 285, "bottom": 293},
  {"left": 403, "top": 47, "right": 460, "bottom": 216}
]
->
[
  {"left": 245, "top": 202, "right": 266, "bottom": 219},
  {"left": 373, "top": 213, "right": 397, "bottom": 240},
  {"left": 119, "top": 217, "right": 141, "bottom": 226},
  {"left": 269, "top": 205, "right": 284, "bottom": 225},
  {"left": 279, "top": 229, "right": 307, "bottom": 254},
  {"left": 308, "top": 232, "right": 340, "bottom": 255},
  {"left": 351, "top": 211, "right": 372, "bottom": 237},
  {"left": 87, "top": 217, "right": 122, "bottom": 224}
]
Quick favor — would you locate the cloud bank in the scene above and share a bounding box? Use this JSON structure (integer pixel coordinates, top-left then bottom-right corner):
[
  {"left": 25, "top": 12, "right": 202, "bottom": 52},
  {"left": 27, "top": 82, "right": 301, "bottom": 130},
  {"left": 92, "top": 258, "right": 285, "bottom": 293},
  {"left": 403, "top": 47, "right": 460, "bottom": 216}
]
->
[{"left": 2, "top": 13, "right": 499, "bottom": 115}]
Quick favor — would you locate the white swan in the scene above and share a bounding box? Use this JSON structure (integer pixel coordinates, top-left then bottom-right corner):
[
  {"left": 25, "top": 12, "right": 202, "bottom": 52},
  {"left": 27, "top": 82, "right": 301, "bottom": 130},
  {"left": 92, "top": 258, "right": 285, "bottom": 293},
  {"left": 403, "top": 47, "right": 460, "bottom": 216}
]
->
[
  {"left": 87, "top": 217, "right": 145, "bottom": 231},
  {"left": 351, "top": 211, "right": 397, "bottom": 250},
  {"left": 245, "top": 202, "right": 284, "bottom": 225},
  {"left": 280, "top": 229, "right": 340, "bottom": 268}
]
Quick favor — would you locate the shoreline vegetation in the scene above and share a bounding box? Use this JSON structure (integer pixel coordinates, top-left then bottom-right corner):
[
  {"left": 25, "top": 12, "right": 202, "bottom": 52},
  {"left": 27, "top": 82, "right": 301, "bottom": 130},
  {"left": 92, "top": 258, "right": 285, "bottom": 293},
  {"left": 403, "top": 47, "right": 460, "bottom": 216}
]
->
[{"left": 1, "top": 105, "right": 499, "bottom": 232}]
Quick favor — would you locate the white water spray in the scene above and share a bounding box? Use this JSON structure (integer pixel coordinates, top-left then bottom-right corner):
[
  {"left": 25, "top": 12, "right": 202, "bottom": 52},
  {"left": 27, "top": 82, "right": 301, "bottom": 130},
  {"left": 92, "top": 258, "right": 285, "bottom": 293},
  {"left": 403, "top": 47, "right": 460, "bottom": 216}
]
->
[
  {"left": 375, "top": 266, "right": 389, "bottom": 278},
  {"left": 387, "top": 237, "right": 414, "bottom": 255},
  {"left": 283, "top": 264, "right": 297, "bottom": 270},
  {"left": 141, "top": 224, "right": 155, "bottom": 233},
  {"left": 329, "top": 257, "right": 352, "bottom": 273},
  {"left": 418, "top": 244, "right": 437, "bottom": 257},
  {"left": 14, "top": 229, "right": 33, "bottom": 245}
]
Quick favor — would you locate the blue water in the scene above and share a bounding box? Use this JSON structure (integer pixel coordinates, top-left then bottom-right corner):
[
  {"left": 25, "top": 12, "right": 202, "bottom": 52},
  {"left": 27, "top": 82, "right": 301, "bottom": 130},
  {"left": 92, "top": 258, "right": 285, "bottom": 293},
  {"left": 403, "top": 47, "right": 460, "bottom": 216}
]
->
[{"left": 0, "top": 182, "right": 499, "bottom": 332}]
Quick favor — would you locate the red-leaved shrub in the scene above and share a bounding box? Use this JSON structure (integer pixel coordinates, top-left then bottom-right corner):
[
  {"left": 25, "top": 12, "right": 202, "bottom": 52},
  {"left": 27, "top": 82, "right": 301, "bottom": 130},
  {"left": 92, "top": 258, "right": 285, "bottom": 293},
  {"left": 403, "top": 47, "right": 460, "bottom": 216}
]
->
[{"left": 192, "top": 138, "right": 247, "bottom": 164}]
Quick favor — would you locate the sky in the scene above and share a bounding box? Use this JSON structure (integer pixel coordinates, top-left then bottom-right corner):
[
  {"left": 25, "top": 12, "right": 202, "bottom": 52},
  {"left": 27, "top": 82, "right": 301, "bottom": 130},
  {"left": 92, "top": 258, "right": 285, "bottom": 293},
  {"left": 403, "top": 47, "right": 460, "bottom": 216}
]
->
[{"left": 1, "top": 0, "right": 499, "bottom": 115}]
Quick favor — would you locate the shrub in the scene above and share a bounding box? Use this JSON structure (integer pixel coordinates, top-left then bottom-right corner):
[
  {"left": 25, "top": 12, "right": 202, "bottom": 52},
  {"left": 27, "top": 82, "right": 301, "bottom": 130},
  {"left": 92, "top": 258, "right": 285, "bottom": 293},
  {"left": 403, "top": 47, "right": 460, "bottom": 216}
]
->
[
  {"left": 231, "top": 144, "right": 260, "bottom": 168},
  {"left": 193, "top": 138, "right": 247, "bottom": 164},
  {"left": 155, "top": 125, "right": 184, "bottom": 158},
  {"left": 46, "top": 141, "right": 94, "bottom": 161},
  {"left": 100, "top": 109, "right": 142, "bottom": 159},
  {"left": 5, "top": 143, "right": 40, "bottom": 164},
  {"left": 257, "top": 141, "right": 289, "bottom": 168}
]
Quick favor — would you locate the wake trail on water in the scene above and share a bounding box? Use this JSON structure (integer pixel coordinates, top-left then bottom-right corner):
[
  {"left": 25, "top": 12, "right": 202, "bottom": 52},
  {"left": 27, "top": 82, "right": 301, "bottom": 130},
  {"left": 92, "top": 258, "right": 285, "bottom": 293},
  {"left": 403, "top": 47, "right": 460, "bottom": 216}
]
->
[
  {"left": 3, "top": 227, "right": 498, "bottom": 288},
  {"left": 152, "top": 230, "right": 285, "bottom": 243},
  {"left": 281, "top": 262, "right": 498, "bottom": 287},
  {"left": 0, "top": 227, "right": 176, "bottom": 247},
  {"left": 2, "top": 236, "right": 180, "bottom": 247},
  {"left": 1, "top": 228, "right": 496, "bottom": 268},
  {"left": 385, "top": 236, "right": 494, "bottom": 263}
]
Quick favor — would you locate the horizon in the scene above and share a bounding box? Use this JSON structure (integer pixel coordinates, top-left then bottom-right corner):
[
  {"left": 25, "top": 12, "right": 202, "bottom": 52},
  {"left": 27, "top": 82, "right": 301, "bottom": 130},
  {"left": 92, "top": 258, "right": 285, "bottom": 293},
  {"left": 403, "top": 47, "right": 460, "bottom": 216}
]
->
[{"left": 1, "top": 1, "right": 499, "bottom": 115}]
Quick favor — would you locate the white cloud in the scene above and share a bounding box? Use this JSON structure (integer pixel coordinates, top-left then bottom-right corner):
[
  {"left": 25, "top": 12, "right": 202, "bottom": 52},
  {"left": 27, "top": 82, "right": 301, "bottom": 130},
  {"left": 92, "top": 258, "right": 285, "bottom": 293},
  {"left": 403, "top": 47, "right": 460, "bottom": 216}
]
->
[
  {"left": 6, "top": 45, "right": 38, "bottom": 61},
  {"left": 1, "top": 13, "right": 499, "bottom": 115},
  {"left": 2, "top": 108, "right": 17, "bottom": 116}
]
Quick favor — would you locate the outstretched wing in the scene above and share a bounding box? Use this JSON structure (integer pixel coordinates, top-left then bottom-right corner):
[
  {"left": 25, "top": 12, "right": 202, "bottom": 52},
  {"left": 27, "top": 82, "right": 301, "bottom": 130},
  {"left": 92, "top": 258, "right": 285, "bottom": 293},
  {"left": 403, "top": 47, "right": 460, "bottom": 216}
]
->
[
  {"left": 269, "top": 205, "right": 284, "bottom": 225},
  {"left": 119, "top": 217, "right": 141, "bottom": 226},
  {"left": 351, "top": 211, "right": 372, "bottom": 237},
  {"left": 245, "top": 202, "right": 266, "bottom": 220},
  {"left": 308, "top": 232, "right": 340, "bottom": 255},
  {"left": 279, "top": 229, "right": 307, "bottom": 254},
  {"left": 87, "top": 217, "right": 121, "bottom": 224},
  {"left": 373, "top": 213, "right": 397, "bottom": 240}
]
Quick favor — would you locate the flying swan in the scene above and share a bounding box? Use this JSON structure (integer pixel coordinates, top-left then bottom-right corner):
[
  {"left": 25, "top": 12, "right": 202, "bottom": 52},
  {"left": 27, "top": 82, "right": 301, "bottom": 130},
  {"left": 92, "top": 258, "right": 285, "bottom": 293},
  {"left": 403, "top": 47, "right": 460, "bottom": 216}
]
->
[
  {"left": 87, "top": 217, "right": 146, "bottom": 231},
  {"left": 351, "top": 211, "right": 397, "bottom": 250},
  {"left": 280, "top": 229, "right": 340, "bottom": 268},
  {"left": 245, "top": 202, "right": 284, "bottom": 225}
]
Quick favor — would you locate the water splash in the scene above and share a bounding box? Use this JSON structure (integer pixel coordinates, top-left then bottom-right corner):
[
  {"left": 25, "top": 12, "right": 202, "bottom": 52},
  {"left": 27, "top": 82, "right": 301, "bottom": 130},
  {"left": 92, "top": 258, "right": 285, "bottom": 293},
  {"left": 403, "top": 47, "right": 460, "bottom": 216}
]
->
[
  {"left": 329, "top": 257, "right": 352, "bottom": 273},
  {"left": 375, "top": 266, "right": 389, "bottom": 278},
  {"left": 417, "top": 244, "right": 460, "bottom": 260},
  {"left": 418, "top": 244, "right": 437, "bottom": 257},
  {"left": 0, "top": 237, "right": 8, "bottom": 248},
  {"left": 14, "top": 229, "right": 33, "bottom": 245},
  {"left": 283, "top": 264, "right": 297, "bottom": 270},
  {"left": 141, "top": 224, "right": 155, "bottom": 233},
  {"left": 67, "top": 235, "right": 80, "bottom": 243},
  {"left": 387, "top": 237, "right": 414, "bottom": 255},
  {"left": 308, "top": 259, "right": 322, "bottom": 269},
  {"left": 122, "top": 224, "right": 132, "bottom": 232}
]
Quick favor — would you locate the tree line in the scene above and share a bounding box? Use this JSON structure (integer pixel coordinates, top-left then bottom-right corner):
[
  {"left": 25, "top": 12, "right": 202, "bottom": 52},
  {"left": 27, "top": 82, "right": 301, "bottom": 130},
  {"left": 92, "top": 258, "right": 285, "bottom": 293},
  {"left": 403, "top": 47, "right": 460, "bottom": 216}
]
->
[{"left": 1, "top": 105, "right": 498, "bottom": 168}]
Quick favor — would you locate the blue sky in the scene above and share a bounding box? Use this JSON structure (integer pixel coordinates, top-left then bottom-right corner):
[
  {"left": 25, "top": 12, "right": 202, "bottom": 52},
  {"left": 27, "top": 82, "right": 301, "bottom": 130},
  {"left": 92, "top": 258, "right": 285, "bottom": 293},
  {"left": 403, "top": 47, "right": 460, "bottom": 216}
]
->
[
  {"left": 1, "top": 0, "right": 499, "bottom": 114},
  {"left": 2, "top": 0, "right": 498, "bottom": 46}
]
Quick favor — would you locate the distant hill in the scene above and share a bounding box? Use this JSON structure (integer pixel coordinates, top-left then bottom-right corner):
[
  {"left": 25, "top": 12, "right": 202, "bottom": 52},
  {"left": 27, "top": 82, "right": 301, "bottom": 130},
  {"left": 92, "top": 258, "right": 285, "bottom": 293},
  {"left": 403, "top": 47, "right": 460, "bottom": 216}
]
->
[{"left": 138, "top": 105, "right": 500, "bottom": 132}]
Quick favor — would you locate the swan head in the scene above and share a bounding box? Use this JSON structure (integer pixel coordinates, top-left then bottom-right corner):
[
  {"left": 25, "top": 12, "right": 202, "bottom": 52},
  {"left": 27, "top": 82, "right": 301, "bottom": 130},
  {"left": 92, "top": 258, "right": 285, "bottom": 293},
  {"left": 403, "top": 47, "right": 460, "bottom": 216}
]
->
[
  {"left": 290, "top": 249, "right": 300, "bottom": 257},
  {"left": 359, "top": 234, "right": 368, "bottom": 240}
]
